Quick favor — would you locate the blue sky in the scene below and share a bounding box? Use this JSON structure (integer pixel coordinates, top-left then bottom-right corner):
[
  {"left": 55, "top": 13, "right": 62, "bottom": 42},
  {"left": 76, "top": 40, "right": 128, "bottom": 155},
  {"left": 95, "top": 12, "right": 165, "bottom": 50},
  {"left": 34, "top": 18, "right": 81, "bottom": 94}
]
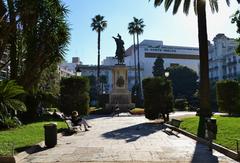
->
[{"left": 62, "top": 0, "right": 239, "bottom": 65}]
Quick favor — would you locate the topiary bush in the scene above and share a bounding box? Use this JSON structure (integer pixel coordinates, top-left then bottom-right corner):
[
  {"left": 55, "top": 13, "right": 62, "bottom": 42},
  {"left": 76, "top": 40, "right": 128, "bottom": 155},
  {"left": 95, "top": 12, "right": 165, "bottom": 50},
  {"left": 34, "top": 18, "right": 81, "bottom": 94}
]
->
[
  {"left": 216, "top": 80, "right": 240, "bottom": 115},
  {"left": 60, "top": 77, "right": 90, "bottom": 115},
  {"left": 174, "top": 99, "right": 189, "bottom": 111},
  {"left": 98, "top": 94, "right": 109, "bottom": 108},
  {"left": 142, "top": 77, "right": 174, "bottom": 121}
]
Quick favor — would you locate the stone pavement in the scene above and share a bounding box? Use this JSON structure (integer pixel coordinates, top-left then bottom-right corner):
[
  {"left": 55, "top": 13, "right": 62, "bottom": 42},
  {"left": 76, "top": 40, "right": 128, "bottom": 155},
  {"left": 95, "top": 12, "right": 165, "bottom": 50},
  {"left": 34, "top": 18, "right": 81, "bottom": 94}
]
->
[{"left": 18, "top": 113, "right": 237, "bottom": 163}]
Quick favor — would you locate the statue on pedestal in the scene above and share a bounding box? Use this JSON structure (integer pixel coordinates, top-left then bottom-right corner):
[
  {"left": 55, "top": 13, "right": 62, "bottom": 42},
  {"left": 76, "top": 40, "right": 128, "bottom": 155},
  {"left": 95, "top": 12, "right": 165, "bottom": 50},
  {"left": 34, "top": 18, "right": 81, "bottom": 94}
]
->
[{"left": 112, "top": 34, "right": 125, "bottom": 64}]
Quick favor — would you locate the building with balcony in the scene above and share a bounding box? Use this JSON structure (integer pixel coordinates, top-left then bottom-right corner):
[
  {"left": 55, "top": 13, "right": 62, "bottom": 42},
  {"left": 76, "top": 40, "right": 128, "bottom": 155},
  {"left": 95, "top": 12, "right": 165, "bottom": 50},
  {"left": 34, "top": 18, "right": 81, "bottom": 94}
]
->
[{"left": 208, "top": 34, "right": 239, "bottom": 81}]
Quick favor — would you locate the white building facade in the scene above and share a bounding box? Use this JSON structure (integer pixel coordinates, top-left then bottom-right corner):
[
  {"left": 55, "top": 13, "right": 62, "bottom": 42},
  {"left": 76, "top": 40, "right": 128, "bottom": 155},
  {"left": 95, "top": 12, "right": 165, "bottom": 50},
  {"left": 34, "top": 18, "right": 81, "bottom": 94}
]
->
[
  {"left": 208, "top": 34, "right": 239, "bottom": 81},
  {"left": 124, "top": 40, "right": 199, "bottom": 88}
]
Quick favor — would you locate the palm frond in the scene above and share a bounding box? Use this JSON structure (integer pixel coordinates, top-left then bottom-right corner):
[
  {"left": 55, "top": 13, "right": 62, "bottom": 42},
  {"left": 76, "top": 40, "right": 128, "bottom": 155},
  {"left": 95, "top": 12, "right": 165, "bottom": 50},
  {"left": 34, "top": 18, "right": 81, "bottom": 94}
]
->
[
  {"left": 91, "top": 14, "right": 107, "bottom": 32},
  {"left": 209, "top": 0, "right": 218, "bottom": 13},
  {"left": 164, "top": 0, "right": 174, "bottom": 11},
  {"left": 193, "top": 0, "right": 197, "bottom": 15},
  {"left": 173, "top": 0, "right": 182, "bottom": 15},
  {"left": 183, "top": 0, "right": 191, "bottom": 15},
  {"left": 225, "top": 0, "right": 230, "bottom": 6},
  {"left": 4, "top": 99, "right": 27, "bottom": 112},
  {"left": 153, "top": 0, "right": 164, "bottom": 7}
]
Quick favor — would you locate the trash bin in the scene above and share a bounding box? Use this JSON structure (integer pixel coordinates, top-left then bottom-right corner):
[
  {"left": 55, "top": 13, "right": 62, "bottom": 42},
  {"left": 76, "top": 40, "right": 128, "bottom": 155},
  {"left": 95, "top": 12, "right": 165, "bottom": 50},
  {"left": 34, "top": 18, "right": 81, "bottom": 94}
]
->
[{"left": 44, "top": 123, "right": 57, "bottom": 148}]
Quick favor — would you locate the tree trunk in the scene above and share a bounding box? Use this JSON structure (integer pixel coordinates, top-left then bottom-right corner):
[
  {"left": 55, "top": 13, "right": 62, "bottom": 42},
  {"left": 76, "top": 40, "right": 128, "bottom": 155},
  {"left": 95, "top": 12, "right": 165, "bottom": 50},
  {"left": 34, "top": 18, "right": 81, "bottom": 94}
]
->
[
  {"left": 97, "top": 31, "right": 101, "bottom": 78},
  {"left": 197, "top": 0, "right": 212, "bottom": 138},
  {"left": 133, "top": 34, "right": 137, "bottom": 87},
  {"left": 137, "top": 34, "right": 142, "bottom": 103},
  {"left": 7, "top": 0, "right": 17, "bottom": 80}
]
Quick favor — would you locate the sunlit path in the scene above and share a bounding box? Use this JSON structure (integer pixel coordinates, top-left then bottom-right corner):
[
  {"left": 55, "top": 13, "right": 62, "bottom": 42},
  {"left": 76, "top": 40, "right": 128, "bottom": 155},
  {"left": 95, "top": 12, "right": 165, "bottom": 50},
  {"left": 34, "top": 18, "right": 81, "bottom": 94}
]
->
[{"left": 18, "top": 114, "right": 236, "bottom": 163}]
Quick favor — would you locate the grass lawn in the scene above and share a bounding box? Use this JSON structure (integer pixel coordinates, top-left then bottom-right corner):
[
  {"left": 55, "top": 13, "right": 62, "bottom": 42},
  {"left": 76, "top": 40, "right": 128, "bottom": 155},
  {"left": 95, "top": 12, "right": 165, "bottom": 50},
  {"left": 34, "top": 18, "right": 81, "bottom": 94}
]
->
[
  {"left": 180, "top": 115, "right": 240, "bottom": 151},
  {"left": 0, "top": 120, "right": 67, "bottom": 156}
]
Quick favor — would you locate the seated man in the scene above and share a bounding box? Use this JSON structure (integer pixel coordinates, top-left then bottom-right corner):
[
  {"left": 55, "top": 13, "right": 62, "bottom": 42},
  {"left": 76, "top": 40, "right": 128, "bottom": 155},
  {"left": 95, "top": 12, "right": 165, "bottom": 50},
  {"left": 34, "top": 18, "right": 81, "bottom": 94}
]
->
[{"left": 71, "top": 111, "right": 91, "bottom": 131}]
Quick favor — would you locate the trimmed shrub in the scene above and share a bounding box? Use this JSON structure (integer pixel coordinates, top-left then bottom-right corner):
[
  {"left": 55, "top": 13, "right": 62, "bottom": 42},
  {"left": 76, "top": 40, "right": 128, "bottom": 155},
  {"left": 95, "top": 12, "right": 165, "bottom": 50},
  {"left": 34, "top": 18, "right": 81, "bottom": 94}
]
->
[
  {"left": 143, "top": 77, "right": 174, "bottom": 120},
  {"left": 60, "top": 77, "right": 90, "bottom": 115},
  {"left": 174, "top": 99, "right": 188, "bottom": 111},
  {"left": 216, "top": 80, "right": 240, "bottom": 115},
  {"left": 98, "top": 94, "right": 109, "bottom": 108}
]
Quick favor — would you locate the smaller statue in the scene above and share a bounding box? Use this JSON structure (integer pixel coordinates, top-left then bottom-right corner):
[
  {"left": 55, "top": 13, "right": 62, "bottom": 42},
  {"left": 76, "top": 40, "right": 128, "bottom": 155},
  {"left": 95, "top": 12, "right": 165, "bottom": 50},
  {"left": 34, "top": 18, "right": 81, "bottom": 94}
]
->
[{"left": 112, "top": 34, "right": 125, "bottom": 64}]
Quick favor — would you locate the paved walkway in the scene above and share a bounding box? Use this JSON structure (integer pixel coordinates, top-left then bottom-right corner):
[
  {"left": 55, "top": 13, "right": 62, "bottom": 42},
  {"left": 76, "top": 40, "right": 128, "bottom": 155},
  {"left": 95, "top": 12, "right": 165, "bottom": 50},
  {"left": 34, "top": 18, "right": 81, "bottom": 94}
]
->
[{"left": 18, "top": 113, "right": 237, "bottom": 163}]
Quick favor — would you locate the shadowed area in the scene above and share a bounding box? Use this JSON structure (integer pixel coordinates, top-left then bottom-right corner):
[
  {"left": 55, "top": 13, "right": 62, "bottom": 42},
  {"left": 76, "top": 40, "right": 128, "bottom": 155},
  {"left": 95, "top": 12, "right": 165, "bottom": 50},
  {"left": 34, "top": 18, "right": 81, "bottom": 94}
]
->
[{"left": 102, "top": 122, "right": 165, "bottom": 142}]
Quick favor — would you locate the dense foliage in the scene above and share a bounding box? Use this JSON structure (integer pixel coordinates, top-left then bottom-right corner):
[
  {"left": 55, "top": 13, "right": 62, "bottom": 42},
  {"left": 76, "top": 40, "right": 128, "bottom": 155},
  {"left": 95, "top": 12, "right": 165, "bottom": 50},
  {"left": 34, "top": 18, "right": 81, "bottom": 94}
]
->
[
  {"left": 142, "top": 77, "right": 173, "bottom": 121},
  {"left": 231, "top": 10, "right": 240, "bottom": 55},
  {"left": 216, "top": 80, "right": 240, "bottom": 115},
  {"left": 60, "top": 77, "right": 90, "bottom": 115},
  {"left": 1, "top": 0, "right": 70, "bottom": 92},
  {"left": 87, "top": 75, "right": 98, "bottom": 105},
  {"left": 152, "top": 57, "right": 164, "bottom": 77},
  {"left": 166, "top": 65, "right": 198, "bottom": 99},
  {"left": 174, "top": 99, "right": 188, "bottom": 111},
  {"left": 0, "top": 80, "right": 26, "bottom": 129}
]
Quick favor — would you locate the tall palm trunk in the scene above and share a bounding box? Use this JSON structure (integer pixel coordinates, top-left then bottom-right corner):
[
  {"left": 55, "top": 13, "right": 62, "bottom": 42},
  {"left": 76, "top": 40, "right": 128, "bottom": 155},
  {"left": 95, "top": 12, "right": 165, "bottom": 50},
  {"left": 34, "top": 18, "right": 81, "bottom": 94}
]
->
[
  {"left": 197, "top": 0, "right": 212, "bottom": 138},
  {"left": 7, "top": 0, "right": 17, "bottom": 80},
  {"left": 137, "top": 34, "right": 142, "bottom": 101},
  {"left": 97, "top": 30, "right": 101, "bottom": 78},
  {"left": 133, "top": 34, "right": 137, "bottom": 87}
]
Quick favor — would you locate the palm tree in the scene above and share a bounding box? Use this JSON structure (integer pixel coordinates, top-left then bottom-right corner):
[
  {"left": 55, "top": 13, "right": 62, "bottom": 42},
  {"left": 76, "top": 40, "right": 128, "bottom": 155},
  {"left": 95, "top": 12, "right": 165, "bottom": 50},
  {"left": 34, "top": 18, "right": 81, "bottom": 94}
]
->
[
  {"left": 128, "top": 21, "right": 137, "bottom": 90},
  {"left": 133, "top": 17, "right": 145, "bottom": 101},
  {"left": 7, "top": 0, "right": 17, "bottom": 80},
  {"left": 17, "top": 0, "right": 70, "bottom": 91},
  {"left": 152, "top": 0, "right": 240, "bottom": 138},
  {"left": 91, "top": 15, "right": 107, "bottom": 79}
]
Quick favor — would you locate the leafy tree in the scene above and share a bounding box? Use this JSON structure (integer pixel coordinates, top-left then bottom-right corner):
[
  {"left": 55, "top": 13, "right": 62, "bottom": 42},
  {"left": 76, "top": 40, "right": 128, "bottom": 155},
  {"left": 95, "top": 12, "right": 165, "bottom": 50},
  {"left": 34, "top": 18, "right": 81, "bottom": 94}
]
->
[
  {"left": 166, "top": 65, "right": 198, "bottom": 99},
  {"left": 38, "top": 63, "right": 60, "bottom": 95},
  {"left": 152, "top": 0, "right": 240, "bottom": 138},
  {"left": 231, "top": 10, "right": 240, "bottom": 54},
  {"left": 152, "top": 57, "right": 164, "bottom": 77},
  {"left": 91, "top": 15, "right": 107, "bottom": 79},
  {"left": 18, "top": 0, "right": 70, "bottom": 91},
  {"left": 216, "top": 80, "right": 240, "bottom": 115},
  {"left": 87, "top": 75, "right": 97, "bottom": 104}
]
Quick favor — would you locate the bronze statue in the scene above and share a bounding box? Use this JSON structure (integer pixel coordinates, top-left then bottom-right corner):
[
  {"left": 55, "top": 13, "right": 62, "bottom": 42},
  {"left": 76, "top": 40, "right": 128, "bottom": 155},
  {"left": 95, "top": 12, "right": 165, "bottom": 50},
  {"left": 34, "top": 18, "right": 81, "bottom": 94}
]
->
[{"left": 112, "top": 34, "right": 125, "bottom": 64}]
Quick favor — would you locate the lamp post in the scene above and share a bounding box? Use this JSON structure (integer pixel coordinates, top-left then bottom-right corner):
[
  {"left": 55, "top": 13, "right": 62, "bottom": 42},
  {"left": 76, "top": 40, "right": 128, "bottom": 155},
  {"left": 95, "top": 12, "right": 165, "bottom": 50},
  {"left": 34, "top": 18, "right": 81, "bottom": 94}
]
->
[{"left": 75, "top": 64, "right": 82, "bottom": 76}]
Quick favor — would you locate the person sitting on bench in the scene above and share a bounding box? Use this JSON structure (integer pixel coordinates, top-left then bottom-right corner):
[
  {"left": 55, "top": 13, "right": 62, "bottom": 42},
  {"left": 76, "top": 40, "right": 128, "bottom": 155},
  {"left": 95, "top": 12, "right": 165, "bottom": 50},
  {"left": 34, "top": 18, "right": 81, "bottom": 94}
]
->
[{"left": 71, "top": 111, "right": 91, "bottom": 131}]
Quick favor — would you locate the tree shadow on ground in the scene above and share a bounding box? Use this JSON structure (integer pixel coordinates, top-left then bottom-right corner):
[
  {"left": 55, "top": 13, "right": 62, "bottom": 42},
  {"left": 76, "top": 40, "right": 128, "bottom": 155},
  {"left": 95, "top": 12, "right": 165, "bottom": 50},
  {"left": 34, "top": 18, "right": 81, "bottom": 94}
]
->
[
  {"left": 191, "top": 142, "right": 218, "bottom": 163},
  {"left": 102, "top": 122, "right": 164, "bottom": 142}
]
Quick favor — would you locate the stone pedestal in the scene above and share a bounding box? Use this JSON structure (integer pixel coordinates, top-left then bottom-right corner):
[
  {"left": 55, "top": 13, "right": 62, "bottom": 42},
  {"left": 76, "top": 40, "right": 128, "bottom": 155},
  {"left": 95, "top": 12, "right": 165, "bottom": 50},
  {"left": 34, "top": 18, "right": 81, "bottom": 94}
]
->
[{"left": 106, "top": 65, "right": 135, "bottom": 111}]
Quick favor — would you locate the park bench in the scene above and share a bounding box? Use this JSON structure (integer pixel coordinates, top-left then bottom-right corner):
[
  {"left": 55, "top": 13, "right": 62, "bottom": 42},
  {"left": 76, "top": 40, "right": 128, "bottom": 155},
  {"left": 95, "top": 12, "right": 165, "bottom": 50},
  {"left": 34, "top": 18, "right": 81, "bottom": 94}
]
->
[
  {"left": 164, "top": 118, "right": 182, "bottom": 135},
  {"left": 65, "top": 120, "right": 81, "bottom": 134}
]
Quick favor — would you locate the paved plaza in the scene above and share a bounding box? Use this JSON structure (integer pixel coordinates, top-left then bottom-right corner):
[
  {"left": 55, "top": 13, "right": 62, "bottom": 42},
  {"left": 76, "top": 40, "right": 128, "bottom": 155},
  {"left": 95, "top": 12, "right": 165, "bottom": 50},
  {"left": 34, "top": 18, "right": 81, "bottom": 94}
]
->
[{"left": 18, "top": 113, "right": 237, "bottom": 163}]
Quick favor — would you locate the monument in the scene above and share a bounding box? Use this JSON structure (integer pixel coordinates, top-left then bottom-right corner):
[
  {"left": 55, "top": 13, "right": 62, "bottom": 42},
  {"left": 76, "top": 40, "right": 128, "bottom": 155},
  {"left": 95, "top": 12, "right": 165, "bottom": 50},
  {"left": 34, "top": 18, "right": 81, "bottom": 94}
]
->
[{"left": 106, "top": 34, "right": 135, "bottom": 111}]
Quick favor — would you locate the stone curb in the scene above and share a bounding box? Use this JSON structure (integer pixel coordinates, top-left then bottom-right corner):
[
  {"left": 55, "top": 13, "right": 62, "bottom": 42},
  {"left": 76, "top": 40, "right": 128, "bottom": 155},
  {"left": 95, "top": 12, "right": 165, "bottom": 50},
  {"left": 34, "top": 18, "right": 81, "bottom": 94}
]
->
[{"left": 164, "top": 123, "right": 240, "bottom": 162}]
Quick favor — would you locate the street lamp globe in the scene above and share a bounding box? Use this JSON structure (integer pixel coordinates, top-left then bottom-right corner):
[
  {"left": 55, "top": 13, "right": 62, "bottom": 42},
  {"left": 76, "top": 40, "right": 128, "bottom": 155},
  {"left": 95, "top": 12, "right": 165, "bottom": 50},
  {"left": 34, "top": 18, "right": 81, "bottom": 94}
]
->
[
  {"left": 75, "top": 64, "right": 82, "bottom": 76},
  {"left": 164, "top": 71, "right": 170, "bottom": 78}
]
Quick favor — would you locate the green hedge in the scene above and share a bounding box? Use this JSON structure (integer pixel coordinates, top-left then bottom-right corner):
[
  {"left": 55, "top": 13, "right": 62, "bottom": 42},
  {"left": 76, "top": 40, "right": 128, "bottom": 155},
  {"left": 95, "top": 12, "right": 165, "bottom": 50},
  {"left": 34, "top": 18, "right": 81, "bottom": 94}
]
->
[
  {"left": 216, "top": 80, "right": 240, "bottom": 115},
  {"left": 142, "top": 77, "right": 174, "bottom": 120},
  {"left": 60, "top": 77, "right": 90, "bottom": 115}
]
